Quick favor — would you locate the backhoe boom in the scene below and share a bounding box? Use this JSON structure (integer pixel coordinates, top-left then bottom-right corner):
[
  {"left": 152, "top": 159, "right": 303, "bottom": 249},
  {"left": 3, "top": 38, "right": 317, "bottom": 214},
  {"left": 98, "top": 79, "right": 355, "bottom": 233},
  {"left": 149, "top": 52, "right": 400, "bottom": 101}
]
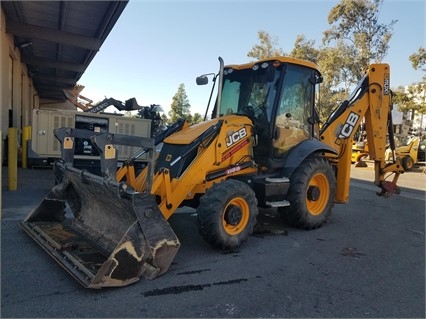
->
[{"left": 320, "top": 64, "right": 403, "bottom": 202}]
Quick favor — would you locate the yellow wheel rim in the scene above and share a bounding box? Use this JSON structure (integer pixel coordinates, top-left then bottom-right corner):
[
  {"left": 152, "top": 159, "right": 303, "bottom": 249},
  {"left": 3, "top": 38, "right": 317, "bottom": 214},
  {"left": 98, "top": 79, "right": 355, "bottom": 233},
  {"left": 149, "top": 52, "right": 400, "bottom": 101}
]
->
[
  {"left": 306, "top": 172, "right": 330, "bottom": 216},
  {"left": 406, "top": 158, "right": 413, "bottom": 169},
  {"left": 222, "top": 197, "right": 250, "bottom": 235}
]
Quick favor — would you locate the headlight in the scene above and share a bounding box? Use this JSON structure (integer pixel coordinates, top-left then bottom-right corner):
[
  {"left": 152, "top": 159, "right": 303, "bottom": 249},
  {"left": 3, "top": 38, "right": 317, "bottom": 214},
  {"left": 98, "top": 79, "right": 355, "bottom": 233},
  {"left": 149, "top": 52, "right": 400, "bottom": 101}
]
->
[{"left": 261, "top": 62, "right": 269, "bottom": 69}]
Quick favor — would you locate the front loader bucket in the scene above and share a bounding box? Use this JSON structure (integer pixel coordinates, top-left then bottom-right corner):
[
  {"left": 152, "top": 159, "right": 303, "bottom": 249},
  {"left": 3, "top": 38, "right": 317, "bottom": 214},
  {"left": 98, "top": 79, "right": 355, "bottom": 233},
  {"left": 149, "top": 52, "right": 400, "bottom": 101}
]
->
[
  {"left": 20, "top": 163, "right": 180, "bottom": 288},
  {"left": 20, "top": 128, "right": 180, "bottom": 288}
]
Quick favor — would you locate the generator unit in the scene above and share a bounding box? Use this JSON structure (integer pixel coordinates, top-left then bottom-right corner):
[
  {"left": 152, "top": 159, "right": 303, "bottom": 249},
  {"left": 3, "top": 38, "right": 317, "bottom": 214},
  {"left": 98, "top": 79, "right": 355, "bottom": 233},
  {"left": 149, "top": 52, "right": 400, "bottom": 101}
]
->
[{"left": 28, "top": 108, "right": 151, "bottom": 172}]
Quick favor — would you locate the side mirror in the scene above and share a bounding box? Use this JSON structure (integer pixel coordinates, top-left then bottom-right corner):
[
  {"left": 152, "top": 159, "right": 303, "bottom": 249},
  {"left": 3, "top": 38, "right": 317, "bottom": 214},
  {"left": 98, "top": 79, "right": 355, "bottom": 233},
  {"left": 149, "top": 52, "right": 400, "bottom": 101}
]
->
[{"left": 196, "top": 75, "right": 209, "bottom": 85}]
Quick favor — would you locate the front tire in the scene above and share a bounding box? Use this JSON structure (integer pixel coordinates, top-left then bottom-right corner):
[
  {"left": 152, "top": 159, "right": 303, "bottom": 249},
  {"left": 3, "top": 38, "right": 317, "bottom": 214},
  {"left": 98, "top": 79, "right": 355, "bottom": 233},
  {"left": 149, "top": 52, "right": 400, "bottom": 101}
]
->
[
  {"left": 279, "top": 156, "right": 336, "bottom": 229},
  {"left": 401, "top": 156, "right": 414, "bottom": 171},
  {"left": 197, "top": 179, "right": 258, "bottom": 250}
]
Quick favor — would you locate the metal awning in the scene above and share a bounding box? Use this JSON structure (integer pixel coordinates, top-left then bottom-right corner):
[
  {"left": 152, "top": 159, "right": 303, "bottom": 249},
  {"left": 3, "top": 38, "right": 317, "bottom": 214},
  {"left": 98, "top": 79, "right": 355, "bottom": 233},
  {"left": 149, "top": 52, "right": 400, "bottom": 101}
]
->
[{"left": 2, "top": 1, "right": 128, "bottom": 101}]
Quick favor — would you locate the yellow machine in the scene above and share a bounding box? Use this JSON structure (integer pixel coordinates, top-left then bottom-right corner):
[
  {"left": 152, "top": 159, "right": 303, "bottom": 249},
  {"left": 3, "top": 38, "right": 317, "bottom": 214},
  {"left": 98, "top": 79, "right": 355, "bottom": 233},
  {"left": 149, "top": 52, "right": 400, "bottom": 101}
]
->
[
  {"left": 353, "top": 134, "right": 424, "bottom": 169},
  {"left": 390, "top": 136, "right": 420, "bottom": 171},
  {"left": 351, "top": 140, "right": 369, "bottom": 164},
  {"left": 21, "top": 56, "right": 404, "bottom": 288}
]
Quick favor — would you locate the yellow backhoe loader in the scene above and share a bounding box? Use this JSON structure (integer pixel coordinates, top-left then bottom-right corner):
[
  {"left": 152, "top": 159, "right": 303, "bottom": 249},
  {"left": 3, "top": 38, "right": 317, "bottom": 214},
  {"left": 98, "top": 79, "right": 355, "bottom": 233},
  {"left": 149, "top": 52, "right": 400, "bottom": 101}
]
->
[
  {"left": 388, "top": 136, "right": 421, "bottom": 171},
  {"left": 21, "top": 56, "right": 404, "bottom": 288}
]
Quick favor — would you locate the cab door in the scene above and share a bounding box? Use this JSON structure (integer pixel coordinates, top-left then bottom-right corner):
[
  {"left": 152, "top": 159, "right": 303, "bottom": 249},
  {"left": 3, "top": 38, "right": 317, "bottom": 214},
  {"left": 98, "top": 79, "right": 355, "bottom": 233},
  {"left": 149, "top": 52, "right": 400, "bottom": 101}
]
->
[{"left": 273, "top": 64, "right": 316, "bottom": 157}]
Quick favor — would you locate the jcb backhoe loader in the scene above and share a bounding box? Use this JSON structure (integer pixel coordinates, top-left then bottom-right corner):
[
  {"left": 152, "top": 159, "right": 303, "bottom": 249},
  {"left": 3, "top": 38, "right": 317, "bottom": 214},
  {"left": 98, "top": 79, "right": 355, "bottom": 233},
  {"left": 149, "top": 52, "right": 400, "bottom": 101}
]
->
[{"left": 21, "top": 56, "right": 404, "bottom": 288}]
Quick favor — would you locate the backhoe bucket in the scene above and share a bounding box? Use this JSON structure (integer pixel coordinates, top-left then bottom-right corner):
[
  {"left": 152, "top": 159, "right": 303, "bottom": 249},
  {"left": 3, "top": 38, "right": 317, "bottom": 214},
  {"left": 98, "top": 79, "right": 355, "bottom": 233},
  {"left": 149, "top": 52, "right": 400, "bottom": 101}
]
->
[{"left": 20, "top": 129, "right": 180, "bottom": 288}]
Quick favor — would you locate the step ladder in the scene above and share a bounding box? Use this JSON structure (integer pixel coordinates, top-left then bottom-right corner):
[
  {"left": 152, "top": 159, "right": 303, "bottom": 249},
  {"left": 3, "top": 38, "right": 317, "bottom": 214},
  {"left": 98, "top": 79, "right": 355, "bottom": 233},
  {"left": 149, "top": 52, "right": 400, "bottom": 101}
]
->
[{"left": 264, "top": 177, "right": 290, "bottom": 208}]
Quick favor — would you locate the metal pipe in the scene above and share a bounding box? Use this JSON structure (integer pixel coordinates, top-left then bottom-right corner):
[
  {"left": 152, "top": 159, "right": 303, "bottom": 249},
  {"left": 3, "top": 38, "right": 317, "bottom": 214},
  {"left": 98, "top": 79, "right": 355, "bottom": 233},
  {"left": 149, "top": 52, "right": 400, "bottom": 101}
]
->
[{"left": 216, "top": 57, "right": 224, "bottom": 119}]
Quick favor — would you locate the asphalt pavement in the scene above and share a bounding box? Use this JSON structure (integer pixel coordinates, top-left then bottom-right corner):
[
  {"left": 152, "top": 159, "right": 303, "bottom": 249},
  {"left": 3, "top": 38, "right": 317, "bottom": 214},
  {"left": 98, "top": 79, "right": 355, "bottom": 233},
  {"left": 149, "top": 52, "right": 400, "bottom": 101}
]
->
[
  {"left": 2, "top": 163, "right": 425, "bottom": 220},
  {"left": 1, "top": 164, "right": 425, "bottom": 318}
]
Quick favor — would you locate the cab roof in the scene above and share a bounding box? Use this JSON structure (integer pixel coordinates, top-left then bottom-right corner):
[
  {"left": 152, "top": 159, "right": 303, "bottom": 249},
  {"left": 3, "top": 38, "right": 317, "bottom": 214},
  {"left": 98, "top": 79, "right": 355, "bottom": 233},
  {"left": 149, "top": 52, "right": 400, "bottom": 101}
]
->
[{"left": 225, "top": 56, "right": 320, "bottom": 72}]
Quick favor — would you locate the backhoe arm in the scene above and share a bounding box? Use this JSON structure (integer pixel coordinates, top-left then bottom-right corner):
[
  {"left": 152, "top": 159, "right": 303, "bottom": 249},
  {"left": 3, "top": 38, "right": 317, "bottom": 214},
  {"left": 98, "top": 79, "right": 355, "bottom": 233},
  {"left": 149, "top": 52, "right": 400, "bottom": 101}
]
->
[{"left": 320, "top": 64, "right": 404, "bottom": 202}]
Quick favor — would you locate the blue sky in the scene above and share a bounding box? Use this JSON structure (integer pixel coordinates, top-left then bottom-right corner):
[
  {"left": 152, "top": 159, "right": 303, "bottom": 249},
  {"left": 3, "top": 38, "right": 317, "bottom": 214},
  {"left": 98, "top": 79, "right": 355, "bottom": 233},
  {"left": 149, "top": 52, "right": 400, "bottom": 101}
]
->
[{"left": 79, "top": 0, "right": 425, "bottom": 116}]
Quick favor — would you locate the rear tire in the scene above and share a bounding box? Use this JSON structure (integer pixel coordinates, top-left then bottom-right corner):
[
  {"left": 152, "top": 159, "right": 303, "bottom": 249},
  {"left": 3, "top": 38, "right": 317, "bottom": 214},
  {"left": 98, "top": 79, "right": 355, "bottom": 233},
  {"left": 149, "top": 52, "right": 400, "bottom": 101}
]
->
[
  {"left": 401, "top": 156, "right": 414, "bottom": 171},
  {"left": 279, "top": 156, "right": 336, "bottom": 229},
  {"left": 197, "top": 179, "right": 258, "bottom": 250}
]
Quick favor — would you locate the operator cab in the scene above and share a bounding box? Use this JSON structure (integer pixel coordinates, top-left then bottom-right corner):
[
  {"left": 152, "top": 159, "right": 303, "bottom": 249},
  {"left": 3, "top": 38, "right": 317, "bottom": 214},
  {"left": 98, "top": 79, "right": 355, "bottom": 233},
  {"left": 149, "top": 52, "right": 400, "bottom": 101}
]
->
[{"left": 214, "top": 57, "right": 322, "bottom": 164}]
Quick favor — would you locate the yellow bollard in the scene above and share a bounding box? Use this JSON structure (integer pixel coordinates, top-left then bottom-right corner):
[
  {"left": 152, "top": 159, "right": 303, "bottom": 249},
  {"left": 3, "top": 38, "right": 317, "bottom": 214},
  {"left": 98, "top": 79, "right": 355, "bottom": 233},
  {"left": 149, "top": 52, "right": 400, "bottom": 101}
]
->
[
  {"left": 1, "top": 129, "right": 2, "bottom": 219},
  {"left": 22, "top": 126, "right": 31, "bottom": 168},
  {"left": 8, "top": 127, "right": 18, "bottom": 191}
]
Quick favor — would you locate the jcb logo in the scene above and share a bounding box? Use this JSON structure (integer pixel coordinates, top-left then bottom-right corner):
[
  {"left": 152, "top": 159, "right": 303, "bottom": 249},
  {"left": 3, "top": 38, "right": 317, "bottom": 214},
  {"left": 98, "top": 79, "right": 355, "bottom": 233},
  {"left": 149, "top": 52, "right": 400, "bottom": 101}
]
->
[
  {"left": 383, "top": 75, "right": 390, "bottom": 95},
  {"left": 226, "top": 128, "right": 247, "bottom": 147},
  {"left": 338, "top": 112, "right": 359, "bottom": 139}
]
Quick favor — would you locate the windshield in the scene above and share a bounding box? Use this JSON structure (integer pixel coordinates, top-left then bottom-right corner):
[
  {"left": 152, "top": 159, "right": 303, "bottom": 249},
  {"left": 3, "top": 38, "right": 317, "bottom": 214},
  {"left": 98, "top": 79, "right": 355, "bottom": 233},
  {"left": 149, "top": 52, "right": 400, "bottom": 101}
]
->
[{"left": 219, "top": 64, "right": 281, "bottom": 121}]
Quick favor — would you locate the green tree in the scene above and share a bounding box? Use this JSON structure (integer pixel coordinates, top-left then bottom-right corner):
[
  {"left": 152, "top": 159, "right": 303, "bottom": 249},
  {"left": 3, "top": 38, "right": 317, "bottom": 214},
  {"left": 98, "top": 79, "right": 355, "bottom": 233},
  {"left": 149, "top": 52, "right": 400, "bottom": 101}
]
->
[
  {"left": 315, "top": 42, "right": 363, "bottom": 119},
  {"left": 323, "top": 0, "right": 397, "bottom": 80},
  {"left": 161, "top": 113, "right": 169, "bottom": 125},
  {"left": 393, "top": 86, "right": 416, "bottom": 118},
  {"left": 289, "top": 35, "right": 319, "bottom": 64},
  {"left": 247, "top": 30, "right": 285, "bottom": 60},
  {"left": 406, "top": 84, "right": 426, "bottom": 124},
  {"left": 191, "top": 113, "right": 203, "bottom": 124},
  {"left": 317, "top": 0, "right": 396, "bottom": 121},
  {"left": 393, "top": 85, "right": 426, "bottom": 125},
  {"left": 168, "top": 83, "right": 191, "bottom": 123},
  {"left": 406, "top": 48, "right": 426, "bottom": 128},
  {"left": 409, "top": 47, "right": 426, "bottom": 71},
  {"left": 246, "top": 0, "right": 396, "bottom": 122},
  {"left": 319, "top": 41, "right": 358, "bottom": 93}
]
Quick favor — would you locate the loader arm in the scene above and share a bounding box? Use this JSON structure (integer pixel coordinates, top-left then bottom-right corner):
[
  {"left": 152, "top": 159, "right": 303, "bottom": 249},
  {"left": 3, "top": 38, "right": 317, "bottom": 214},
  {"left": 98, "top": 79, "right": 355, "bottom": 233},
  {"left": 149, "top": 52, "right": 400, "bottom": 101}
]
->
[
  {"left": 84, "top": 97, "right": 144, "bottom": 113},
  {"left": 320, "top": 64, "right": 403, "bottom": 202},
  {"left": 116, "top": 118, "right": 188, "bottom": 189}
]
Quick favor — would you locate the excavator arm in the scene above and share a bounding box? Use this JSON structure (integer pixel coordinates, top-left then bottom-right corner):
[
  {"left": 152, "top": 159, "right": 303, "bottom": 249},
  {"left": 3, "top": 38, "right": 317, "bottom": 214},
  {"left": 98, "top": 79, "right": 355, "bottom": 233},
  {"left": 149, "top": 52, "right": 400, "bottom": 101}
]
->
[
  {"left": 84, "top": 97, "right": 143, "bottom": 113},
  {"left": 319, "top": 64, "right": 404, "bottom": 202}
]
